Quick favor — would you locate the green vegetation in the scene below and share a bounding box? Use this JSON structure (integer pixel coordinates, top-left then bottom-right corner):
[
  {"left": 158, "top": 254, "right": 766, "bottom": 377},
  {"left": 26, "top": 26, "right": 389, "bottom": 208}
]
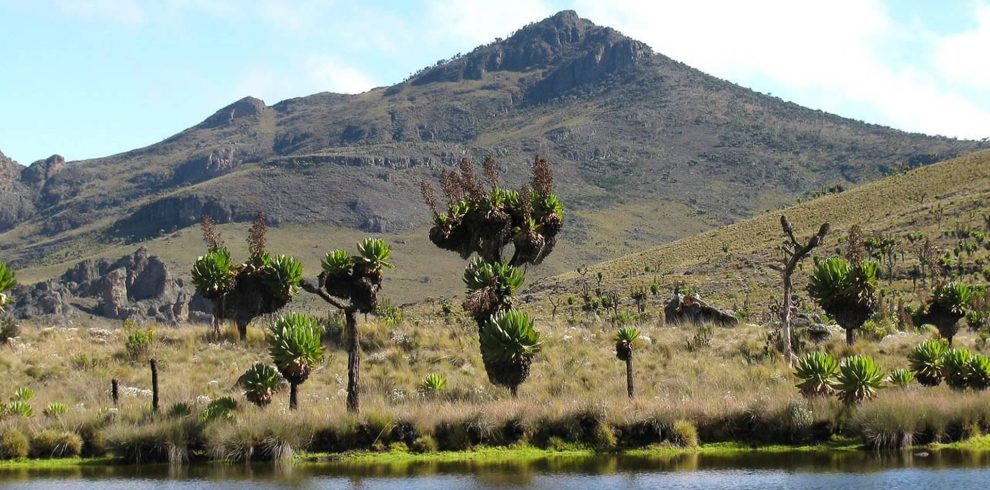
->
[
  {"left": 808, "top": 258, "right": 879, "bottom": 345},
  {"left": 238, "top": 363, "right": 283, "bottom": 407},
  {"left": 267, "top": 313, "right": 324, "bottom": 409},
  {"left": 191, "top": 213, "right": 303, "bottom": 340},
  {"left": 833, "top": 355, "right": 884, "bottom": 404},
  {"left": 299, "top": 237, "right": 391, "bottom": 414},
  {"left": 908, "top": 339, "right": 949, "bottom": 386},
  {"left": 794, "top": 352, "right": 838, "bottom": 397},
  {"left": 0, "top": 262, "right": 15, "bottom": 314},
  {"left": 479, "top": 310, "right": 542, "bottom": 397},
  {"left": 926, "top": 281, "right": 973, "bottom": 345},
  {"left": 614, "top": 327, "right": 641, "bottom": 398}
]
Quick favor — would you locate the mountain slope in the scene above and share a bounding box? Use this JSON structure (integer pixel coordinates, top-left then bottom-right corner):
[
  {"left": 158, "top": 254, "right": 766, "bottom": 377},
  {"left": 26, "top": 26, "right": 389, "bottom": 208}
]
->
[
  {"left": 528, "top": 149, "right": 990, "bottom": 314},
  {"left": 0, "top": 10, "right": 984, "bottom": 302}
]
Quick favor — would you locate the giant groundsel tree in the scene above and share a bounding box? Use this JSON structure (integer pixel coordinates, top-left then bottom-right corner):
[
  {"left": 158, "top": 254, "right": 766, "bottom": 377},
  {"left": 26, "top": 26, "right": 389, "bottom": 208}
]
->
[
  {"left": 299, "top": 238, "right": 391, "bottom": 414},
  {"left": 808, "top": 257, "right": 880, "bottom": 345},
  {"left": 421, "top": 157, "right": 563, "bottom": 396},
  {"left": 191, "top": 213, "right": 303, "bottom": 340}
]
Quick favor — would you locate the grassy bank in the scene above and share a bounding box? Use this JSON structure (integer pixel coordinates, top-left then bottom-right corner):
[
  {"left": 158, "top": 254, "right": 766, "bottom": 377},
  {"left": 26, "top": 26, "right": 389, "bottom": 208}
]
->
[{"left": 2, "top": 317, "right": 990, "bottom": 466}]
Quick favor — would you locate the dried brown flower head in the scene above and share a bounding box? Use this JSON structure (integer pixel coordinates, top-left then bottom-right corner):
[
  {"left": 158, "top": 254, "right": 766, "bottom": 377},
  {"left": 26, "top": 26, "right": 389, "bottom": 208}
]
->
[
  {"left": 531, "top": 156, "right": 554, "bottom": 195},
  {"left": 200, "top": 215, "right": 224, "bottom": 250},
  {"left": 420, "top": 181, "right": 439, "bottom": 216},
  {"left": 247, "top": 211, "right": 267, "bottom": 257},
  {"left": 483, "top": 156, "right": 500, "bottom": 189},
  {"left": 458, "top": 158, "right": 484, "bottom": 198}
]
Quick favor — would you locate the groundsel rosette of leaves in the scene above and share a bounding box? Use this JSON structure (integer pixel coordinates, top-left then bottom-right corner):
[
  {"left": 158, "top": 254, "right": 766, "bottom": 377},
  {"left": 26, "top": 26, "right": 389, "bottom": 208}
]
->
[
  {"left": 614, "top": 327, "right": 640, "bottom": 361},
  {"left": 479, "top": 310, "right": 542, "bottom": 392},
  {"left": 832, "top": 355, "right": 884, "bottom": 403},
  {"left": 238, "top": 363, "right": 284, "bottom": 407},
  {"left": 0, "top": 262, "right": 17, "bottom": 313},
  {"left": 268, "top": 313, "right": 324, "bottom": 385},
  {"left": 419, "top": 373, "right": 447, "bottom": 397},
  {"left": 808, "top": 257, "right": 879, "bottom": 341},
  {"left": 908, "top": 339, "right": 948, "bottom": 386},
  {"left": 794, "top": 351, "right": 838, "bottom": 396}
]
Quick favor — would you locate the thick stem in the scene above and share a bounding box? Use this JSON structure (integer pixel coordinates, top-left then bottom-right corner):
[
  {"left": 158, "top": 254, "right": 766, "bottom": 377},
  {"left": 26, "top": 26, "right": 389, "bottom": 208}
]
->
[
  {"left": 626, "top": 355, "right": 634, "bottom": 399},
  {"left": 510, "top": 385, "right": 518, "bottom": 398},
  {"left": 782, "top": 274, "right": 793, "bottom": 368},
  {"left": 150, "top": 359, "right": 159, "bottom": 413},
  {"left": 237, "top": 319, "right": 248, "bottom": 341},
  {"left": 111, "top": 378, "right": 119, "bottom": 406},
  {"left": 289, "top": 382, "right": 299, "bottom": 410},
  {"left": 846, "top": 328, "right": 855, "bottom": 345},
  {"left": 346, "top": 309, "right": 360, "bottom": 414}
]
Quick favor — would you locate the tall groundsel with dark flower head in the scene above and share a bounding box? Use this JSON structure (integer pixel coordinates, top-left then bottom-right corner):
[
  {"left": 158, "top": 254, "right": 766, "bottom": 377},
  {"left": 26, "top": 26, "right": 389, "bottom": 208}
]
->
[{"left": 421, "top": 157, "right": 563, "bottom": 396}]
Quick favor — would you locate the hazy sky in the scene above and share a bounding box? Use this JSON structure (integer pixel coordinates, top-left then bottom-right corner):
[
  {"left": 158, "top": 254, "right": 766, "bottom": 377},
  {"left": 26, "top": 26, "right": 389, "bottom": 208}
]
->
[{"left": 1, "top": 0, "right": 988, "bottom": 165}]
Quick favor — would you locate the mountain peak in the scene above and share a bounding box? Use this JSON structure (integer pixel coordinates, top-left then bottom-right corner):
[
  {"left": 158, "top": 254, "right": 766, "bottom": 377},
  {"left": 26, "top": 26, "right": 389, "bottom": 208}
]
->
[
  {"left": 199, "top": 96, "right": 267, "bottom": 128},
  {"left": 407, "top": 10, "right": 650, "bottom": 94}
]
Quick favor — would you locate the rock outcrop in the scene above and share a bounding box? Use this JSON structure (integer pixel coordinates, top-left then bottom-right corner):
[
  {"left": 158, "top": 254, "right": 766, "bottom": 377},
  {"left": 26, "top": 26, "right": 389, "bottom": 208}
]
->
[
  {"left": 664, "top": 293, "right": 739, "bottom": 327},
  {"left": 13, "top": 248, "right": 191, "bottom": 324}
]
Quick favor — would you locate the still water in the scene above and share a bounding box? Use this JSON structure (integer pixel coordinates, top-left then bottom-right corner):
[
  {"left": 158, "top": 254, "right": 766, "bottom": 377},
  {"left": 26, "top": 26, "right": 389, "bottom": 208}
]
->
[{"left": 1, "top": 450, "right": 989, "bottom": 489}]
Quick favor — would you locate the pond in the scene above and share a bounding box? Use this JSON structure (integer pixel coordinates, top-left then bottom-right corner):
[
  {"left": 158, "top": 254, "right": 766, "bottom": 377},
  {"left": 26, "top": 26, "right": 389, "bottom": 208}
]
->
[{"left": 1, "top": 449, "right": 989, "bottom": 489}]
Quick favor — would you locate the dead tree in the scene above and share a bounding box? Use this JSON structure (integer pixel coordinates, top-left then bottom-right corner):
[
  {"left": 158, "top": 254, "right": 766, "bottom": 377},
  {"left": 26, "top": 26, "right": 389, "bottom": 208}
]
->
[{"left": 771, "top": 216, "right": 829, "bottom": 367}]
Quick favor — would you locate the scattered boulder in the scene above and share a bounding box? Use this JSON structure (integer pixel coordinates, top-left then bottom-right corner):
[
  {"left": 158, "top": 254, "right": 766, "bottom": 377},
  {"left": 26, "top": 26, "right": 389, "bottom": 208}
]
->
[
  {"left": 664, "top": 293, "right": 739, "bottom": 327},
  {"left": 12, "top": 280, "right": 73, "bottom": 318}
]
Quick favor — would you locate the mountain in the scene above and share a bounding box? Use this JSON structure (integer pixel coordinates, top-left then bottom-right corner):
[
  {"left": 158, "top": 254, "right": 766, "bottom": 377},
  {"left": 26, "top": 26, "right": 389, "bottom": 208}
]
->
[
  {"left": 0, "top": 10, "right": 984, "bottom": 303},
  {"left": 528, "top": 149, "right": 990, "bottom": 314}
]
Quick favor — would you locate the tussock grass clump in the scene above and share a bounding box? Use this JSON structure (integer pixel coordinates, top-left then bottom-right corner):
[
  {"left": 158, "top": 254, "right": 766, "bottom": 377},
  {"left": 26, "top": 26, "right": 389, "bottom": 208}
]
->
[
  {"left": 0, "top": 428, "right": 29, "bottom": 460},
  {"left": 30, "top": 430, "right": 83, "bottom": 458}
]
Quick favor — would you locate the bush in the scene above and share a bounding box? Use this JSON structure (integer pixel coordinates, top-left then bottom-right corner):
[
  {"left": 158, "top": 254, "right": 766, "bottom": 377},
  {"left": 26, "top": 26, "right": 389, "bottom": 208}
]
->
[
  {"left": 794, "top": 352, "right": 837, "bottom": 396},
  {"left": 411, "top": 435, "right": 438, "bottom": 453},
  {"left": 942, "top": 348, "right": 972, "bottom": 390},
  {"left": 908, "top": 339, "right": 948, "bottom": 386},
  {"left": 967, "top": 354, "right": 990, "bottom": 390},
  {"left": 888, "top": 368, "right": 914, "bottom": 387},
  {"left": 670, "top": 419, "right": 699, "bottom": 447},
  {"left": 833, "top": 355, "right": 884, "bottom": 404},
  {"left": 0, "top": 316, "right": 19, "bottom": 344},
  {"left": 0, "top": 428, "right": 29, "bottom": 459},
  {"left": 31, "top": 430, "right": 83, "bottom": 458},
  {"left": 125, "top": 326, "right": 156, "bottom": 360}
]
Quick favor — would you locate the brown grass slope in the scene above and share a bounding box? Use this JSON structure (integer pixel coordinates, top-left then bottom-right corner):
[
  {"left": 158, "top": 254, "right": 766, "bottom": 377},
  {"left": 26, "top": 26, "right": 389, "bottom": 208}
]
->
[{"left": 529, "top": 149, "right": 990, "bottom": 313}]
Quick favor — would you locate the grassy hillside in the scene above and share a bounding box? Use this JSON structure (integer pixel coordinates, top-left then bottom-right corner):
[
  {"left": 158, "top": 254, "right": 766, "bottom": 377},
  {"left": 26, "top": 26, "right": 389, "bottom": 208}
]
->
[{"left": 529, "top": 149, "right": 990, "bottom": 318}]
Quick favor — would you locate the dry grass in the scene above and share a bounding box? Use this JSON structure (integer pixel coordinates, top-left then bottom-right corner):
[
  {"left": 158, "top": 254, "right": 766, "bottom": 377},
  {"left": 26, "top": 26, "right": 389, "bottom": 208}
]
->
[{"left": 1, "top": 307, "right": 989, "bottom": 462}]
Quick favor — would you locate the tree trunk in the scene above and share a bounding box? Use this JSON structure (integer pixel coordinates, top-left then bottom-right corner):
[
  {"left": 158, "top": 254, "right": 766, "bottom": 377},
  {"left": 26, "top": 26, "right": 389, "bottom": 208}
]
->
[
  {"left": 510, "top": 385, "right": 518, "bottom": 398},
  {"left": 346, "top": 309, "right": 360, "bottom": 414},
  {"left": 782, "top": 274, "right": 794, "bottom": 367},
  {"left": 111, "top": 378, "right": 119, "bottom": 406},
  {"left": 289, "top": 382, "right": 299, "bottom": 410},
  {"left": 846, "top": 328, "right": 855, "bottom": 345},
  {"left": 150, "top": 359, "right": 159, "bottom": 413},
  {"left": 625, "top": 355, "right": 634, "bottom": 399},
  {"left": 237, "top": 319, "right": 248, "bottom": 341}
]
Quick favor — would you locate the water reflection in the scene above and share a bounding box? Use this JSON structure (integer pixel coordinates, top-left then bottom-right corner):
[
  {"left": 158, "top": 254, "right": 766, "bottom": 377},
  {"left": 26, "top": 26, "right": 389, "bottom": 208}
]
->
[{"left": 0, "top": 449, "right": 988, "bottom": 489}]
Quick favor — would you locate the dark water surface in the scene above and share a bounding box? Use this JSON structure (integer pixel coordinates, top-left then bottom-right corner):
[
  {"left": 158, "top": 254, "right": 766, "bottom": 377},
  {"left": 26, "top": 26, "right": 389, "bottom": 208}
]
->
[{"left": 1, "top": 450, "right": 989, "bottom": 489}]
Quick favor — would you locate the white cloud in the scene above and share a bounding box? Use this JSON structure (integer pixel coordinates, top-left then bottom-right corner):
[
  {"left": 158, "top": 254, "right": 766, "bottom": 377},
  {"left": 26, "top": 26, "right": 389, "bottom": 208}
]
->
[
  {"left": 935, "top": 4, "right": 990, "bottom": 89},
  {"left": 424, "top": 0, "right": 554, "bottom": 46},
  {"left": 568, "top": 0, "right": 990, "bottom": 139},
  {"left": 304, "top": 55, "right": 378, "bottom": 94}
]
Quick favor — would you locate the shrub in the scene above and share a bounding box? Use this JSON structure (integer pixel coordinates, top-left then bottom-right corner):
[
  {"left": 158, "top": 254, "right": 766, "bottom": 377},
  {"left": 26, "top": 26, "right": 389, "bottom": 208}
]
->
[
  {"left": 0, "top": 262, "right": 15, "bottom": 314},
  {"left": 418, "top": 373, "right": 447, "bottom": 398},
  {"left": 928, "top": 282, "right": 973, "bottom": 344},
  {"left": 238, "top": 363, "right": 283, "bottom": 407},
  {"left": 411, "top": 434, "right": 438, "bottom": 453},
  {"left": 125, "top": 326, "right": 156, "bottom": 360},
  {"left": 43, "top": 402, "right": 68, "bottom": 418},
  {"left": 888, "top": 368, "right": 914, "bottom": 387},
  {"left": 942, "top": 348, "right": 972, "bottom": 390},
  {"left": 808, "top": 258, "right": 879, "bottom": 344},
  {"left": 268, "top": 313, "right": 324, "bottom": 409},
  {"left": 0, "top": 428, "right": 29, "bottom": 459},
  {"left": 670, "top": 419, "right": 699, "bottom": 447},
  {"left": 967, "top": 353, "right": 990, "bottom": 390},
  {"left": 908, "top": 339, "right": 948, "bottom": 386},
  {"left": 794, "top": 352, "right": 838, "bottom": 396},
  {"left": 0, "top": 316, "right": 19, "bottom": 345},
  {"left": 167, "top": 402, "right": 192, "bottom": 418},
  {"left": 31, "top": 430, "right": 83, "bottom": 458},
  {"left": 200, "top": 397, "right": 237, "bottom": 423},
  {"left": 479, "top": 310, "right": 541, "bottom": 396},
  {"left": 11, "top": 387, "right": 33, "bottom": 402},
  {"left": 833, "top": 355, "right": 884, "bottom": 404},
  {"left": 6, "top": 400, "right": 33, "bottom": 418}
]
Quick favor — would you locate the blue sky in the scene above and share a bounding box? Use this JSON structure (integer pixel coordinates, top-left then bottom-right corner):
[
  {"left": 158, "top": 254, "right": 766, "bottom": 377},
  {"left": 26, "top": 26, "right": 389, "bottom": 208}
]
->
[{"left": 1, "top": 0, "right": 989, "bottom": 165}]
